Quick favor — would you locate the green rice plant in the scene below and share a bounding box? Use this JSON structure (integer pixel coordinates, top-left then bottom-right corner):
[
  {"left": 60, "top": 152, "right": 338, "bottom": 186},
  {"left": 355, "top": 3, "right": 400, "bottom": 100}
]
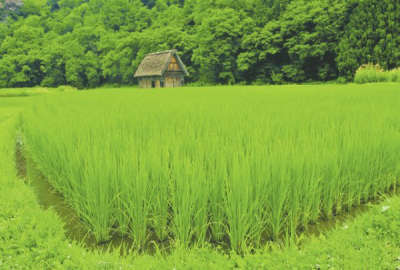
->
[
  {"left": 146, "top": 144, "right": 170, "bottom": 243},
  {"left": 21, "top": 84, "right": 400, "bottom": 252}
]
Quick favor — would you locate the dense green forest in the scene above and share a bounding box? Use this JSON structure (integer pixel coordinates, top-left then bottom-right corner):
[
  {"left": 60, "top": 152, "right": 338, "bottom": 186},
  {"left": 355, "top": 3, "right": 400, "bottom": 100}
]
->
[{"left": 0, "top": 0, "right": 399, "bottom": 88}]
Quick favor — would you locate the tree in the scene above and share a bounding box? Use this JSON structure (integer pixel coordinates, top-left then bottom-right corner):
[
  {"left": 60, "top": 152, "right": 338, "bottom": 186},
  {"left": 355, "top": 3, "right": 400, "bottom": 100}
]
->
[
  {"left": 192, "top": 8, "right": 254, "bottom": 84},
  {"left": 337, "top": 0, "right": 400, "bottom": 79},
  {"left": 0, "top": 20, "right": 44, "bottom": 87},
  {"left": 0, "top": 0, "right": 399, "bottom": 87}
]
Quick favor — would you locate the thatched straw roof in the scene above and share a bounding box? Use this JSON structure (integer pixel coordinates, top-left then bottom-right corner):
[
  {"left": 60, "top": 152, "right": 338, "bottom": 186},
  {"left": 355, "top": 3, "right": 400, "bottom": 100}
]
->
[{"left": 134, "top": 50, "right": 189, "bottom": 78}]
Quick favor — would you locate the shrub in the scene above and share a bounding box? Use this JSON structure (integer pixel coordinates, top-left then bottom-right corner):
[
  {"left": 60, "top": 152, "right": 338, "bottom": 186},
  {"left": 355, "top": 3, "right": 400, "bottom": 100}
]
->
[
  {"left": 388, "top": 68, "right": 400, "bottom": 83},
  {"left": 354, "top": 64, "right": 400, "bottom": 84},
  {"left": 354, "top": 64, "right": 384, "bottom": 84},
  {"left": 336, "top": 77, "right": 348, "bottom": 84}
]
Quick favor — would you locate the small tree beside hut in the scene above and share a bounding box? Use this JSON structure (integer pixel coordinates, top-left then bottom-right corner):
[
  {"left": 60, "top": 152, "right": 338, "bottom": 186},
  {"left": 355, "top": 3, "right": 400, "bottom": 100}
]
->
[{"left": 134, "top": 50, "right": 189, "bottom": 88}]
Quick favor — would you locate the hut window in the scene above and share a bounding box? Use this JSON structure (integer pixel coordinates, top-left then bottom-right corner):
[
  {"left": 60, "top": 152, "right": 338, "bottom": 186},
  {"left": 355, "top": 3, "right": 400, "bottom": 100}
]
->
[{"left": 151, "top": 81, "right": 155, "bottom": 88}]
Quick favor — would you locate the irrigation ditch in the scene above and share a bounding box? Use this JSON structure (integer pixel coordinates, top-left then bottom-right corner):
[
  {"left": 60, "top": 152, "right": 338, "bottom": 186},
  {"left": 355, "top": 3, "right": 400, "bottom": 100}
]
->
[{"left": 15, "top": 136, "right": 399, "bottom": 254}]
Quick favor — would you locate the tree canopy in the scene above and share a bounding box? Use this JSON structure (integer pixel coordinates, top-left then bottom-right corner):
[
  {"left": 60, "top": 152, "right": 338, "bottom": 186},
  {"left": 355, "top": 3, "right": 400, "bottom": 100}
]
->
[{"left": 0, "top": 0, "right": 399, "bottom": 88}]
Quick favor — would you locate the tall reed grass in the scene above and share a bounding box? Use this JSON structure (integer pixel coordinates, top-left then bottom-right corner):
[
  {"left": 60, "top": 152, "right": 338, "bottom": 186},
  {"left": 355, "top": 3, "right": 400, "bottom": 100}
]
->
[
  {"left": 21, "top": 85, "right": 400, "bottom": 252},
  {"left": 354, "top": 64, "right": 400, "bottom": 83}
]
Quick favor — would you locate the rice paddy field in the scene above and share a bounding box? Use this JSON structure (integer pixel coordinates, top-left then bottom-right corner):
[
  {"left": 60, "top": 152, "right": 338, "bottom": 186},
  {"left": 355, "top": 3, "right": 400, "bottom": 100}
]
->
[{"left": 18, "top": 83, "right": 400, "bottom": 253}]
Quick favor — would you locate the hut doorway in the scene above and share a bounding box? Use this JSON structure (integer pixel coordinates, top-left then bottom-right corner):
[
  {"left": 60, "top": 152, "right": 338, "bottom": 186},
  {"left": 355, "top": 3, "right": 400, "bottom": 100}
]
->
[{"left": 151, "top": 81, "right": 155, "bottom": 88}]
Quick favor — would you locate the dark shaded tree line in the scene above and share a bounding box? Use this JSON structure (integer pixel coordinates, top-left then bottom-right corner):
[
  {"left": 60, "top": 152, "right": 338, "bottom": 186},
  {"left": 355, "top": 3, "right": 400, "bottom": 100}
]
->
[{"left": 0, "top": 0, "right": 399, "bottom": 88}]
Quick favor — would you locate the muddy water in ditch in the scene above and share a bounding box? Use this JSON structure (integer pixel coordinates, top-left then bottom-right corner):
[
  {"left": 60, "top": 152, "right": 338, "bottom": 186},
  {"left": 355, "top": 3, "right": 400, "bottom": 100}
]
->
[{"left": 15, "top": 141, "right": 396, "bottom": 253}]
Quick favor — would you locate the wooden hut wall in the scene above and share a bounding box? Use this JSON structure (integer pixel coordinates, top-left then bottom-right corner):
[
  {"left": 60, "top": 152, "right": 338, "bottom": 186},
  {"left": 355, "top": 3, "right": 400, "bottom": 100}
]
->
[
  {"left": 140, "top": 76, "right": 184, "bottom": 88},
  {"left": 165, "top": 73, "right": 184, "bottom": 87},
  {"left": 168, "top": 56, "right": 181, "bottom": 72},
  {"left": 139, "top": 77, "right": 165, "bottom": 88}
]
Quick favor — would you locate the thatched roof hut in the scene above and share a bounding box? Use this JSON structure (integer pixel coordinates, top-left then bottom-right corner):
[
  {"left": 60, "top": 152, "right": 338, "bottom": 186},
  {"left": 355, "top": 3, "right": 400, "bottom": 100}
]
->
[{"left": 134, "top": 50, "right": 189, "bottom": 88}]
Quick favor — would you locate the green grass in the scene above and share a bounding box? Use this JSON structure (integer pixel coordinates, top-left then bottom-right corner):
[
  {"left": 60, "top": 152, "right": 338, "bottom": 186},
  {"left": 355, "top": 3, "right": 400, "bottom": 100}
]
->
[
  {"left": 20, "top": 84, "right": 400, "bottom": 252},
  {"left": 1, "top": 85, "right": 400, "bottom": 269},
  {"left": 0, "top": 86, "right": 77, "bottom": 98}
]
